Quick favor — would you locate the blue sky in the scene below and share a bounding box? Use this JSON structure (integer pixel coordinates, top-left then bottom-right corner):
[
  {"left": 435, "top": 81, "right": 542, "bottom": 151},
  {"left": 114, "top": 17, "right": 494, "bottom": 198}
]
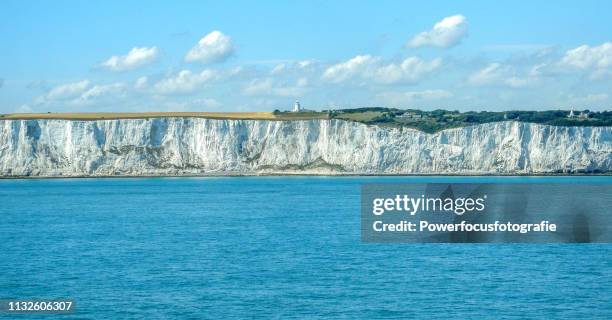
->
[{"left": 1, "top": 0, "right": 612, "bottom": 113}]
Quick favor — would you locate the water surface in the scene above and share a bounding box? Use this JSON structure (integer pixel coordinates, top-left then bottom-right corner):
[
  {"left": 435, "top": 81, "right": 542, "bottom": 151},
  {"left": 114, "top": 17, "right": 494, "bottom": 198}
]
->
[{"left": 1, "top": 176, "right": 610, "bottom": 318}]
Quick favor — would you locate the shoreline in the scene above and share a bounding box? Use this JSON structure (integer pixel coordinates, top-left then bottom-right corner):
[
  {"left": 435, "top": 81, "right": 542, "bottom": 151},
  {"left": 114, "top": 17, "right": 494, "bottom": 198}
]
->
[{"left": 2, "top": 172, "right": 611, "bottom": 180}]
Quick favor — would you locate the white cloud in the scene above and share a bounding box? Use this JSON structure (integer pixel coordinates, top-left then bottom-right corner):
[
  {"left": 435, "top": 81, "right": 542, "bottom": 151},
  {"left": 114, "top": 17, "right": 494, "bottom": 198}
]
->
[
  {"left": 134, "top": 76, "right": 149, "bottom": 89},
  {"left": 298, "top": 59, "right": 315, "bottom": 68},
  {"left": 468, "top": 63, "right": 504, "bottom": 85},
  {"left": 322, "top": 55, "right": 378, "bottom": 83},
  {"left": 38, "top": 80, "right": 91, "bottom": 102},
  {"left": 379, "top": 89, "right": 453, "bottom": 105},
  {"left": 322, "top": 55, "right": 441, "bottom": 84},
  {"left": 270, "top": 64, "right": 286, "bottom": 75},
  {"left": 185, "top": 31, "right": 235, "bottom": 63},
  {"left": 271, "top": 59, "right": 316, "bottom": 75},
  {"left": 99, "top": 47, "right": 159, "bottom": 71},
  {"left": 468, "top": 63, "right": 540, "bottom": 88},
  {"left": 226, "top": 66, "right": 244, "bottom": 77},
  {"left": 559, "top": 42, "right": 612, "bottom": 78},
  {"left": 243, "top": 78, "right": 307, "bottom": 97},
  {"left": 74, "top": 83, "right": 126, "bottom": 105},
  {"left": 152, "top": 70, "right": 217, "bottom": 95},
  {"left": 371, "top": 57, "right": 442, "bottom": 84},
  {"left": 35, "top": 80, "right": 126, "bottom": 106},
  {"left": 407, "top": 15, "right": 468, "bottom": 48}
]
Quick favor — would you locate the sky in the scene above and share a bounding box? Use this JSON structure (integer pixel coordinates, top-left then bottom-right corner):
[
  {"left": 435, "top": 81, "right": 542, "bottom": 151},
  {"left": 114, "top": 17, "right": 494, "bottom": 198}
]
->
[{"left": 1, "top": 0, "right": 612, "bottom": 113}]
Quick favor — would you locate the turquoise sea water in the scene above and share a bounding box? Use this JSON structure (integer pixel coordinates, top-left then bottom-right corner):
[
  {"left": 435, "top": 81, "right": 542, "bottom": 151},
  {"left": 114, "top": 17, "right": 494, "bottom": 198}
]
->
[{"left": 1, "top": 176, "right": 611, "bottom": 319}]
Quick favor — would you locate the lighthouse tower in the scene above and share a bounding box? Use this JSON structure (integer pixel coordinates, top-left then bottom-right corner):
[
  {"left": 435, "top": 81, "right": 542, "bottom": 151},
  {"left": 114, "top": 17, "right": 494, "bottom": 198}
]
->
[{"left": 293, "top": 100, "right": 302, "bottom": 112}]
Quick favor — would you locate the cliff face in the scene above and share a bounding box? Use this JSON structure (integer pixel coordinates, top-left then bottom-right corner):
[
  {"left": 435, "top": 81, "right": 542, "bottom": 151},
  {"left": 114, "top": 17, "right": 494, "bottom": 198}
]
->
[{"left": 0, "top": 118, "right": 610, "bottom": 176}]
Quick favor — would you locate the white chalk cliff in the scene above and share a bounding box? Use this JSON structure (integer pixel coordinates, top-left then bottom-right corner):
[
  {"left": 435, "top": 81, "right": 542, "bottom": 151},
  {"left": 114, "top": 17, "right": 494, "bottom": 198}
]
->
[{"left": 0, "top": 118, "right": 610, "bottom": 176}]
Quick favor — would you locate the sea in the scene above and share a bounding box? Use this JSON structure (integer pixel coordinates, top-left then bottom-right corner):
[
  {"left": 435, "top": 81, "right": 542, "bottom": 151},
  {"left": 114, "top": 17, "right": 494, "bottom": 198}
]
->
[{"left": 1, "top": 176, "right": 610, "bottom": 319}]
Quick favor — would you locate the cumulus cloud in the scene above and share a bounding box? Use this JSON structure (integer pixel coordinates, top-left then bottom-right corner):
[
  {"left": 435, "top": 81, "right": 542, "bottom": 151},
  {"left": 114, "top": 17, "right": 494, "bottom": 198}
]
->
[
  {"left": 152, "top": 70, "right": 217, "bottom": 94},
  {"left": 322, "top": 55, "right": 441, "bottom": 84},
  {"left": 185, "top": 31, "right": 235, "bottom": 63},
  {"left": 243, "top": 78, "right": 307, "bottom": 97},
  {"left": 406, "top": 14, "right": 468, "bottom": 48},
  {"left": 99, "top": 47, "right": 159, "bottom": 71},
  {"left": 468, "top": 63, "right": 504, "bottom": 85},
  {"left": 38, "top": 80, "right": 92, "bottom": 102},
  {"left": 35, "top": 80, "right": 126, "bottom": 106},
  {"left": 298, "top": 60, "right": 315, "bottom": 68},
  {"left": 270, "top": 59, "right": 316, "bottom": 75},
  {"left": 468, "top": 63, "right": 541, "bottom": 88},
  {"left": 322, "top": 55, "right": 379, "bottom": 83},
  {"left": 74, "top": 83, "right": 126, "bottom": 105},
  {"left": 559, "top": 42, "right": 612, "bottom": 78},
  {"left": 371, "top": 57, "right": 442, "bottom": 84}
]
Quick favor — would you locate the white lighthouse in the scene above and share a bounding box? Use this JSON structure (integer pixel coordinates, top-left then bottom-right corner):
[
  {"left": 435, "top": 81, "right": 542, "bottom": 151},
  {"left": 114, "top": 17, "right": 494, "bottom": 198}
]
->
[{"left": 292, "top": 100, "right": 302, "bottom": 112}]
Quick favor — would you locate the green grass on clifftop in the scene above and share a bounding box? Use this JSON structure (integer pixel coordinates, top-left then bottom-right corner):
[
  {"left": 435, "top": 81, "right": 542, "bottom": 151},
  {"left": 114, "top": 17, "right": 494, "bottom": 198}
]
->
[{"left": 2, "top": 108, "right": 610, "bottom": 133}]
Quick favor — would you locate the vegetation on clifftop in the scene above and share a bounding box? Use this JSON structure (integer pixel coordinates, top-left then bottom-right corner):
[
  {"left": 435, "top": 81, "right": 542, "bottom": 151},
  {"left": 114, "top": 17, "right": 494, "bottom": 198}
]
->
[
  {"left": 324, "top": 108, "right": 612, "bottom": 133},
  {"left": 2, "top": 108, "right": 611, "bottom": 133}
]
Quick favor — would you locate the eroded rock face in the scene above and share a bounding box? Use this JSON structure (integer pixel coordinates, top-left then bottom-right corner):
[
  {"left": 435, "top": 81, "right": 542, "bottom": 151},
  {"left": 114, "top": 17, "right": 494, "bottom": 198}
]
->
[{"left": 0, "top": 118, "right": 610, "bottom": 176}]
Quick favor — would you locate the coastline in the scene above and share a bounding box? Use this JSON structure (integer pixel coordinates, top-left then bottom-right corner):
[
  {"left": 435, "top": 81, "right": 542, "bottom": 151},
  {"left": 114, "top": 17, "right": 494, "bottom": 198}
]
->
[
  {"left": 2, "top": 119, "right": 610, "bottom": 178},
  {"left": 2, "top": 172, "right": 611, "bottom": 180}
]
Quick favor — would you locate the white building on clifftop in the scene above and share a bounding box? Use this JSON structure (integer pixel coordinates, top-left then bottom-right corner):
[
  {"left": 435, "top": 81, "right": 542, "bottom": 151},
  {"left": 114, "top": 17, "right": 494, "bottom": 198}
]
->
[{"left": 292, "top": 100, "right": 302, "bottom": 112}]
